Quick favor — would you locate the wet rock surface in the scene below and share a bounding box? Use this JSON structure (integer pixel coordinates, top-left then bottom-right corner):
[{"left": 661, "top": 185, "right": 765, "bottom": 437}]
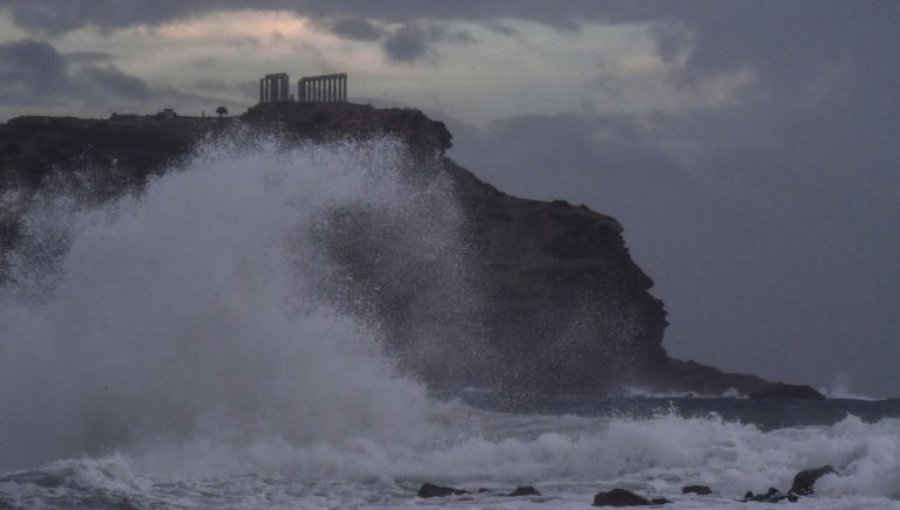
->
[
  {"left": 507, "top": 486, "right": 541, "bottom": 497},
  {"left": 417, "top": 483, "right": 468, "bottom": 498},
  {"left": 790, "top": 465, "right": 835, "bottom": 496},
  {"left": 592, "top": 488, "right": 670, "bottom": 506}
]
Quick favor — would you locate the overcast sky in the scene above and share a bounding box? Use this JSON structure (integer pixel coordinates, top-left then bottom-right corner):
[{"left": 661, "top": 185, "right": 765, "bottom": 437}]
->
[{"left": 0, "top": 1, "right": 897, "bottom": 397}]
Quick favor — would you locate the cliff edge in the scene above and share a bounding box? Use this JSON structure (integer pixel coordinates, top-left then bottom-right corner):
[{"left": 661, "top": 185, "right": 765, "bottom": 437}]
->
[{"left": 0, "top": 103, "right": 823, "bottom": 399}]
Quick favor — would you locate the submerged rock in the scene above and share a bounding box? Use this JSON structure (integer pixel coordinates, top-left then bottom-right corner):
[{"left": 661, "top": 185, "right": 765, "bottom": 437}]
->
[
  {"left": 681, "top": 485, "right": 713, "bottom": 495},
  {"left": 743, "top": 487, "right": 797, "bottom": 504},
  {"left": 789, "top": 465, "right": 835, "bottom": 496},
  {"left": 507, "top": 486, "right": 541, "bottom": 497},
  {"left": 417, "top": 483, "right": 468, "bottom": 498},
  {"left": 592, "top": 488, "right": 670, "bottom": 506}
]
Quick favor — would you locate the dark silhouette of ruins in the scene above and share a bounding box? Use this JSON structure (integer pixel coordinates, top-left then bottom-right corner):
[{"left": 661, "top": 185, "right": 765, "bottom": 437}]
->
[
  {"left": 259, "top": 73, "right": 291, "bottom": 103},
  {"left": 258, "top": 72, "right": 347, "bottom": 104},
  {"left": 298, "top": 73, "right": 347, "bottom": 103}
]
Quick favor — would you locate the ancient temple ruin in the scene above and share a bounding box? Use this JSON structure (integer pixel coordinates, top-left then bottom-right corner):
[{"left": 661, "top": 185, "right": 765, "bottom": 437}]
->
[
  {"left": 259, "top": 73, "right": 291, "bottom": 103},
  {"left": 258, "top": 72, "right": 348, "bottom": 105},
  {"left": 297, "top": 73, "right": 347, "bottom": 103}
]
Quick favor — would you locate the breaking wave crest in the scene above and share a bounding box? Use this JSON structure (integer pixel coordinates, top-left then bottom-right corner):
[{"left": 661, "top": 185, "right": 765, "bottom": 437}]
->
[{"left": 0, "top": 136, "right": 452, "bottom": 473}]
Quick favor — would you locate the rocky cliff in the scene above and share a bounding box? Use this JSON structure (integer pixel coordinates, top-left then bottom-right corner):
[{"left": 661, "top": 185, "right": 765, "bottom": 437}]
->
[{"left": 0, "top": 103, "right": 823, "bottom": 399}]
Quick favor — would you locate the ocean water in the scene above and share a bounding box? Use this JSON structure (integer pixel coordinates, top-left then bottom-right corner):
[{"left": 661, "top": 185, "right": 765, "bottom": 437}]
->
[{"left": 1, "top": 137, "right": 898, "bottom": 509}]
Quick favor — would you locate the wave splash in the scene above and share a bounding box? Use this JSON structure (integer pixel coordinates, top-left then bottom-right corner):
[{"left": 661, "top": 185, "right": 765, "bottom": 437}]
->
[
  {"left": 0, "top": 136, "right": 455, "bottom": 473},
  {"left": 1, "top": 137, "right": 898, "bottom": 508}
]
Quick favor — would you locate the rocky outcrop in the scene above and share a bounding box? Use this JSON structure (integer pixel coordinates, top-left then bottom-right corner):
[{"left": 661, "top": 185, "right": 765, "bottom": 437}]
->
[
  {"left": 741, "top": 465, "right": 836, "bottom": 503},
  {"left": 0, "top": 102, "right": 824, "bottom": 398},
  {"left": 508, "top": 486, "right": 541, "bottom": 497},
  {"left": 417, "top": 483, "right": 468, "bottom": 498},
  {"left": 639, "top": 358, "right": 823, "bottom": 399},
  {"left": 789, "top": 465, "right": 835, "bottom": 496},
  {"left": 742, "top": 487, "right": 796, "bottom": 503},
  {"left": 593, "top": 488, "right": 670, "bottom": 506}
]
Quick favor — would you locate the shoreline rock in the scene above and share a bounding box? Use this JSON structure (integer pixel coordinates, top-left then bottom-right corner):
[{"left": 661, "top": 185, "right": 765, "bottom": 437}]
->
[
  {"left": 593, "top": 488, "right": 670, "bottom": 506},
  {"left": 790, "top": 465, "right": 835, "bottom": 496},
  {"left": 417, "top": 483, "right": 468, "bottom": 498}
]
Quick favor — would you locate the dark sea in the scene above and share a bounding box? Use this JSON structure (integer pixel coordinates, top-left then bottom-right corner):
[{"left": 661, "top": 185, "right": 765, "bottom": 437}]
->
[{"left": 2, "top": 137, "right": 897, "bottom": 509}]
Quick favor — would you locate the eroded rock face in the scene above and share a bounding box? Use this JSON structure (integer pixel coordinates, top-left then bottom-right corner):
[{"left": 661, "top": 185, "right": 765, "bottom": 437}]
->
[
  {"left": 0, "top": 102, "right": 823, "bottom": 398},
  {"left": 790, "top": 465, "right": 835, "bottom": 496}
]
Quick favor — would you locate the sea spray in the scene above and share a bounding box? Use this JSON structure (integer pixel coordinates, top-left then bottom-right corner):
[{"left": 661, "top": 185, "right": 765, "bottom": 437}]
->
[
  {"left": 0, "top": 135, "right": 457, "bottom": 473},
  {"left": 2, "top": 136, "right": 900, "bottom": 509}
]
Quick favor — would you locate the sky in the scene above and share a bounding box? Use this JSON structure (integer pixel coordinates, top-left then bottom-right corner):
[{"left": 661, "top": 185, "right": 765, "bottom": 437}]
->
[{"left": 0, "top": 1, "right": 897, "bottom": 397}]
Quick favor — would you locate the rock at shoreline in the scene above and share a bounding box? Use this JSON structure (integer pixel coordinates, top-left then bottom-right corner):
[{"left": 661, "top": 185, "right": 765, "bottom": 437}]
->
[
  {"left": 593, "top": 488, "right": 670, "bottom": 506},
  {"left": 789, "top": 465, "right": 835, "bottom": 496},
  {"left": 681, "top": 485, "right": 713, "bottom": 495},
  {"left": 743, "top": 487, "right": 797, "bottom": 503},
  {"left": 417, "top": 483, "right": 468, "bottom": 498},
  {"left": 507, "top": 486, "right": 541, "bottom": 497}
]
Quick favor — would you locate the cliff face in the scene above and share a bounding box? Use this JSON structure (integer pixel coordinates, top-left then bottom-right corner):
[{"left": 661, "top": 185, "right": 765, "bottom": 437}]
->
[{"left": 0, "top": 103, "right": 822, "bottom": 398}]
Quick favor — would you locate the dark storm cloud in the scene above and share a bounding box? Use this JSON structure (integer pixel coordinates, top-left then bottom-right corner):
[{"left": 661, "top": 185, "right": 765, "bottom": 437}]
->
[
  {"left": 0, "top": 39, "right": 74, "bottom": 104},
  {"left": 64, "top": 51, "right": 115, "bottom": 64},
  {"left": 76, "top": 65, "right": 152, "bottom": 101},
  {"left": 0, "top": 0, "right": 630, "bottom": 34},
  {"left": 381, "top": 23, "right": 474, "bottom": 63},
  {"left": 0, "top": 39, "right": 240, "bottom": 115},
  {"left": 326, "top": 16, "right": 383, "bottom": 41},
  {"left": 0, "top": 39, "right": 149, "bottom": 106},
  {"left": 383, "top": 25, "right": 427, "bottom": 62}
]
